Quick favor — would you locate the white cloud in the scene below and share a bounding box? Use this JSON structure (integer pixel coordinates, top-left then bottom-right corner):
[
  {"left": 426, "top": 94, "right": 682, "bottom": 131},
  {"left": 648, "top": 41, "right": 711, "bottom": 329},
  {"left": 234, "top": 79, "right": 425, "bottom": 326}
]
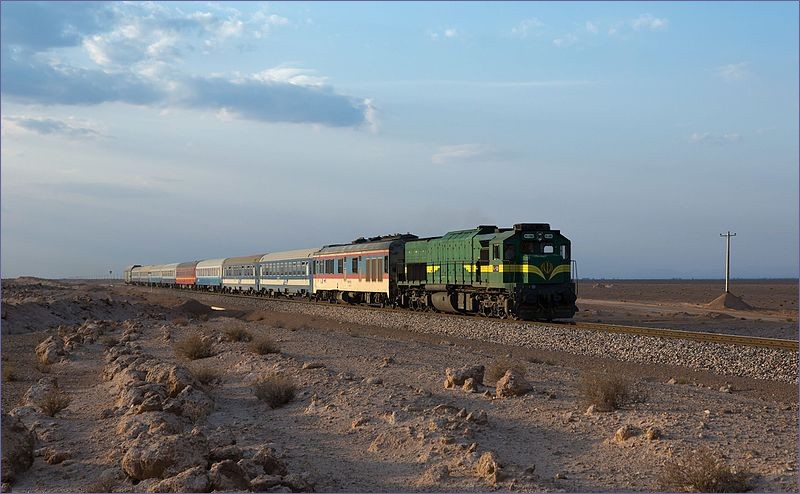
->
[
  {"left": 444, "top": 28, "right": 458, "bottom": 38},
  {"left": 585, "top": 21, "right": 598, "bottom": 34},
  {"left": 253, "top": 66, "right": 328, "bottom": 87},
  {"left": 689, "top": 132, "right": 742, "bottom": 144},
  {"left": 713, "top": 62, "right": 751, "bottom": 82},
  {"left": 552, "top": 33, "right": 578, "bottom": 48},
  {"left": 429, "top": 27, "right": 459, "bottom": 41},
  {"left": 1, "top": 116, "right": 103, "bottom": 139},
  {"left": 631, "top": 14, "right": 668, "bottom": 31},
  {"left": 511, "top": 18, "right": 544, "bottom": 38},
  {"left": 431, "top": 144, "right": 511, "bottom": 165},
  {"left": 363, "top": 98, "right": 379, "bottom": 134}
]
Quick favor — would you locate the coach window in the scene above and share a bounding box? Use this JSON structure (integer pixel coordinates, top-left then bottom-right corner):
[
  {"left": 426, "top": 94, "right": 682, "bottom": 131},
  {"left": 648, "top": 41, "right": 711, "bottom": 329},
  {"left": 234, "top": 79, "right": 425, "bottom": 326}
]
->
[
  {"left": 384, "top": 256, "right": 388, "bottom": 273},
  {"left": 504, "top": 244, "right": 516, "bottom": 261},
  {"left": 351, "top": 257, "right": 358, "bottom": 273},
  {"left": 492, "top": 245, "right": 500, "bottom": 260},
  {"left": 560, "top": 245, "right": 568, "bottom": 258},
  {"left": 337, "top": 258, "right": 343, "bottom": 274}
]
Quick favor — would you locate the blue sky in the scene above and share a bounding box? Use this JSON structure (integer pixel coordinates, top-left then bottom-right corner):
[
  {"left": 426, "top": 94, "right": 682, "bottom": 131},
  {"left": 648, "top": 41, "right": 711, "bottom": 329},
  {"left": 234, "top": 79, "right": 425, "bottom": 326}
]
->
[{"left": 1, "top": 1, "right": 797, "bottom": 279}]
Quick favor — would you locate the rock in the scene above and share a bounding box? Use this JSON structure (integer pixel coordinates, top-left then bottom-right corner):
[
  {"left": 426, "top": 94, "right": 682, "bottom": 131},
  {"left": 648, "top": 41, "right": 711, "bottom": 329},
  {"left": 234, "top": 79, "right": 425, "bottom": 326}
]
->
[
  {"left": 116, "top": 412, "right": 186, "bottom": 441},
  {"left": 281, "top": 472, "right": 314, "bottom": 492},
  {"left": 1, "top": 413, "right": 36, "bottom": 483},
  {"left": 584, "top": 404, "right": 596, "bottom": 416},
  {"left": 250, "top": 474, "right": 283, "bottom": 492},
  {"left": 351, "top": 416, "right": 369, "bottom": 428},
  {"left": 465, "top": 410, "right": 488, "bottom": 425},
  {"left": 462, "top": 378, "right": 478, "bottom": 393},
  {"left": 615, "top": 425, "right": 638, "bottom": 442},
  {"left": 364, "top": 377, "right": 382, "bottom": 385},
  {"left": 22, "top": 377, "right": 60, "bottom": 408},
  {"left": 495, "top": 370, "right": 532, "bottom": 398},
  {"left": 1, "top": 482, "right": 10, "bottom": 492},
  {"left": 555, "top": 472, "right": 567, "bottom": 480},
  {"left": 301, "top": 362, "right": 325, "bottom": 370},
  {"left": 35, "top": 337, "right": 65, "bottom": 365},
  {"left": 206, "top": 427, "right": 236, "bottom": 449},
  {"left": 444, "top": 365, "right": 484, "bottom": 389},
  {"left": 719, "top": 384, "right": 732, "bottom": 393},
  {"left": 666, "top": 378, "right": 677, "bottom": 385},
  {"left": 121, "top": 433, "right": 208, "bottom": 480},
  {"left": 209, "top": 445, "right": 243, "bottom": 462},
  {"left": 150, "top": 465, "right": 210, "bottom": 493},
  {"left": 44, "top": 448, "right": 71, "bottom": 465},
  {"left": 475, "top": 451, "right": 501, "bottom": 483},
  {"left": 644, "top": 427, "right": 662, "bottom": 440},
  {"left": 145, "top": 364, "right": 195, "bottom": 397},
  {"left": 252, "top": 446, "right": 288, "bottom": 476},
  {"left": 172, "top": 385, "right": 214, "bottom": 422},
  {"left": 237, "top": 458, "right": 265, "bottom": 479},
  {"left": 209, "top": 460, "right": 250, "bottom": 491}
]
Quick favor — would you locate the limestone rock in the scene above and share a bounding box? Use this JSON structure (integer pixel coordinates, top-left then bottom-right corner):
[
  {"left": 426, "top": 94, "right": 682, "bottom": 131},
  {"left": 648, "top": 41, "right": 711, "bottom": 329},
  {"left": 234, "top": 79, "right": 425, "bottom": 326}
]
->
[
  {"left": 475, "top": 451, "right": 501, "bottom": 483},
  {"left": 253, "top": 446, "right": 288, "bottom": 476},
  {"left": 250, "top": 474, "right": 283, "bottom": 492},
  {"left": 495, "top": 370, "right": 532, "bottom": 398},
  {"left": 1, "top": 413, "right": 36, "bottom": 483},
  {"left": 22, "top": 377, "right": 60, "bottom": 407},
  {"left": 150, "top": 466, "right": 210, "bottom": 493},
  {"left": 121, "top": 433, "right": 208, "bottom": 480},
  {"left": 209, "top": 445, "right": 243, "bottom": 463},
  {"left": 444, "top": 365, "right": 484, "bottom": 389},
  {"left": 209, "top": 460, "right": 250, "bottom": 491},
  {"left": 644, "top": 426, "right": 662, "bottom": 440},
  {"left": 615, "top": 425, "right": 638, "bottom": 442},
  {"left": 462, "top": 377, "right": 478, "bottom": 393},
  {"left": 35, "top": 337, "right": 65, "bottom": 365}
]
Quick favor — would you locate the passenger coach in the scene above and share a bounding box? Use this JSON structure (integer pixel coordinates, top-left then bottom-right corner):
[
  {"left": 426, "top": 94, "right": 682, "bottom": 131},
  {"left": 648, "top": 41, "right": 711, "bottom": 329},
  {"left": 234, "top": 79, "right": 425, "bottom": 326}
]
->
[{"left": 258, "top": 248, "right": 318, "bottom": 297}]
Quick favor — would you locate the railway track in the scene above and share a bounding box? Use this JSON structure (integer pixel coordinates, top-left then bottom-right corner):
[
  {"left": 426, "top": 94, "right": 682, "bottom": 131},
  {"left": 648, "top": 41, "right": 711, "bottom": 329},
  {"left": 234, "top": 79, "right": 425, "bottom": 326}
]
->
[{"left": 135, "top": 286, "right": 799, "bottom": 352}]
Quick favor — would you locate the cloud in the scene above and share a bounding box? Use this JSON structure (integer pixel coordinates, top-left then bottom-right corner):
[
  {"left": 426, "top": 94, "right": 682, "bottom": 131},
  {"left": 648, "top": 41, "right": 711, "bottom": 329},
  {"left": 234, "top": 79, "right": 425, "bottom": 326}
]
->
[
  {"left": 2, "top": 116, "right": 101, "bottom": 139},
  {"left": 0, "top": 2, "right": 375, "bottom": 130},
  {"left": 511, "top": 18, "right": 544, "bottom": 38},
  {"left": 552, "top": 33, "right": 578, "bottom": 48},
  {"left": 631, "top": 14, "right": 668, "bottom": 31},
  {"left": 429, "top": 27, "right": 459, "bottom": 41},
  {"left": 585, "top": 21, "right": 599, "bottom": 34},
  {"left": 431, "top": 144, "right": 510, "bottom": 165},
  {"left": 689, "top": 132, "right": 742, "bottom": 144},
  {"left": 713, "top": 62, "right": 751, "bottom": 82}
]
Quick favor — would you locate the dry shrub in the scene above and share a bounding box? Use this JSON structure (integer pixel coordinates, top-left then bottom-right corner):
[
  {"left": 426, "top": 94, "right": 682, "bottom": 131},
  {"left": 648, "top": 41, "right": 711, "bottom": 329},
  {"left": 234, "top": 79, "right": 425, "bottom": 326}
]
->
[
  {"left": 253, "top": 374, "right": 296, "bottom": 409},
  {"left": 579, "top": 373, "right": 636, "bottom": 411},
  {"left": 2, "top": 365, "right": 17, "bottom": 382},
  {"left": 249, "top": 336, "right": 280, "bottom": 355},
  {"left": 190, "top": 364, "right": 222, "bottom": 386},
  {"left": 172, "top": 315, "right": 189, "bottom": 326},
  {"left": 37, "top": 388, "right": 72, "bottom": 417},
  {"left": 34, "top": 359, "right": 52, "bottom": 374},
  {"left": 224, "top": 325, "right": 253, "bottom": 342},
  {"left": 485, "top": 357, "right": 527, "bottom": 383},
  {"left": 174, "top": 334, "right": 215, "bottom": 360},
  {"left": 659, "top": 447, "right": 751, "bottom": 492}
]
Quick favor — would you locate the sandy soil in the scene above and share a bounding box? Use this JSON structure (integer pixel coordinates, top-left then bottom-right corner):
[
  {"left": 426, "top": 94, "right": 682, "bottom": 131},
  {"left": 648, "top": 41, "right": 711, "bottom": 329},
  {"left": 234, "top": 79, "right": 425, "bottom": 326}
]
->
[
  {"left": 1, "top": 279, "right": 798, "bottom": 492},
  {"left": 574, "top": 279, "right": 798, "bottom": 340}
]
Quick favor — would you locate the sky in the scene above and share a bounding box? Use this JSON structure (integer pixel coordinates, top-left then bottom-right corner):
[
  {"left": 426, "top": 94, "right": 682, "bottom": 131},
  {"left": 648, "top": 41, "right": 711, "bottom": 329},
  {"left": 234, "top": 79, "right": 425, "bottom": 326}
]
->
[{"left": 1, "top": 1, "right": 798, "bottom": 279}]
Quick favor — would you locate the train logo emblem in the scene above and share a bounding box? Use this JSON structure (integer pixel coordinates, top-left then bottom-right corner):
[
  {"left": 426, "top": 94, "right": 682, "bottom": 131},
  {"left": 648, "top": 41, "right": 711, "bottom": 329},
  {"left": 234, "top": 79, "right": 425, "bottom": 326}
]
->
[{"left": 540, "top": 261, "right": 554, "bottom": 277}]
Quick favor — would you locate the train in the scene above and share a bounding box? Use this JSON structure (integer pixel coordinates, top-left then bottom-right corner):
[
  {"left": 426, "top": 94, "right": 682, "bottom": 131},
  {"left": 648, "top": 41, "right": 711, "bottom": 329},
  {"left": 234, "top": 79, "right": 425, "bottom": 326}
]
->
[{"left": 125, "top": 223, "right": 578, "bottom": 321}]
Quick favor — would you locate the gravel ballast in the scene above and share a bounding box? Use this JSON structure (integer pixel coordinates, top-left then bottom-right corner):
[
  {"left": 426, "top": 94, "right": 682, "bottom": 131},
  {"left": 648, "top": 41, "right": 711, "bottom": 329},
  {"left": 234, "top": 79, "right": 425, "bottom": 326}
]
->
[{"left": 173, "top": 292, "right": 799, "bottom": 384}]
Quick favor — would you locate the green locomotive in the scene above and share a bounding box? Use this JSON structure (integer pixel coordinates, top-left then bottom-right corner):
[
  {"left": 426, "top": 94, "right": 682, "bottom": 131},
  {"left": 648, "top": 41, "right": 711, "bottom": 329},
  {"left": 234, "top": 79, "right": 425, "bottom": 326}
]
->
[{"left": 396, "top": 223, "right": 577, "bottom": 320}]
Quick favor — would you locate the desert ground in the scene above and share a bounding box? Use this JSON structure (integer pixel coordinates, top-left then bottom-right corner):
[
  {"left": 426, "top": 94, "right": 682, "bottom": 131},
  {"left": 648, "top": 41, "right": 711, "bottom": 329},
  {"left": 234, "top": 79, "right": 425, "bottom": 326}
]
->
[{"left": 1, "top": 277, "right": 798, "bottom": 492}]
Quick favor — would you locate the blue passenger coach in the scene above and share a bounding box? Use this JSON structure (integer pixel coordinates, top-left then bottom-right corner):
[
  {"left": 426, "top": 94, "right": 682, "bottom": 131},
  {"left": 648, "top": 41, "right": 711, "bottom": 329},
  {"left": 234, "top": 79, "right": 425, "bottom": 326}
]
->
[{"left": 258, "top": 248, "right": 319, "bottom": 297}]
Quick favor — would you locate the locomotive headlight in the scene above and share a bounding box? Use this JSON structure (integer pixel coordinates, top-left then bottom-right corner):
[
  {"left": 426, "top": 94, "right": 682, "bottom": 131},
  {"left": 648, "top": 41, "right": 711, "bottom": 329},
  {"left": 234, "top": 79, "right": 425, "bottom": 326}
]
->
[{"left": 536, "top": 233, "right": 543, "bottom": 240}]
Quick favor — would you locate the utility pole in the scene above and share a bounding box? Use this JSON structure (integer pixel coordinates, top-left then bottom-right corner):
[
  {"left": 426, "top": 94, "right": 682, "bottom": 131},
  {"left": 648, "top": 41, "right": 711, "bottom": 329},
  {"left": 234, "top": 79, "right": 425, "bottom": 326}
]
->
[{"left": 719, "top": 231, "right": 736, "bottom": 293}]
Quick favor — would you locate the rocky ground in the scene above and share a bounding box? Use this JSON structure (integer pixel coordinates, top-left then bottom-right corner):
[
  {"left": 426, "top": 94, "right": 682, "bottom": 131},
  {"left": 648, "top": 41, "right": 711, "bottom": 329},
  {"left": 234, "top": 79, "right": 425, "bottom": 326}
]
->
[{"left": 1, "top": 278, "right": 798, "bottom": 492}]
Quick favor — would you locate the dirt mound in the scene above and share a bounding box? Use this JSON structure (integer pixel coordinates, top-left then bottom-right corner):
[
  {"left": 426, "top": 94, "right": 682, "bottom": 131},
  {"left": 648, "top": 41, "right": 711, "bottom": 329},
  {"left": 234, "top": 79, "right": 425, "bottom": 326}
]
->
[
  {"left": 174, "top": 299, "right": 215, "bottom": 317},
  {"left": 707, "top": 292, "right": 754, "bottom": 311},
  {"left": 240, "top": 310, "right": 270, "bottom": 322}
]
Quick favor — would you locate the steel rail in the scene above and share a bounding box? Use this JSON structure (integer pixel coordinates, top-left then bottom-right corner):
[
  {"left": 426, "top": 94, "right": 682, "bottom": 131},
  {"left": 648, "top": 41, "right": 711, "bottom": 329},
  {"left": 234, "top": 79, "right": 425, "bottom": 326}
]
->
[{"left": 132, "top": 286, "right": 799, "bottom": 352}]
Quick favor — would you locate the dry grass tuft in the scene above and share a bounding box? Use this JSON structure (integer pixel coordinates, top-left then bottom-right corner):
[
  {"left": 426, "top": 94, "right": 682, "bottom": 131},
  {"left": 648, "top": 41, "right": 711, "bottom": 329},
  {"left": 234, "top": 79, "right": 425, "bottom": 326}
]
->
[
  {"left": 579, "top": 372, "right": 645, "bottom": 411},
  {"left": 485, "top": 357, "right": 527, "bottom": 383},
  {"left": 224, "top": 325, "right": 253, "bottom": 342},
  {"left": 174, "top": 334, "right": 215, "bottom": 360},
  {"left": 659, "top": 447, "right": 751, "bottom": 492},
  {"left": 2, "top": 365, "right": 17, "bottom": 382},
  {"left": 34, "top": 359, "right": 52, "bottom": 374},
  {"left": 190, "top": 364, "right": 222, "bottom": 386},
  {"left": 37, "top": 388, "right": 72, "bottom": 417},
  {"left": 249, "top": 336, "right": 280, "bottom": 355},
  {"left": 253, "top": 374, "right": 296, "bottom": 409}
]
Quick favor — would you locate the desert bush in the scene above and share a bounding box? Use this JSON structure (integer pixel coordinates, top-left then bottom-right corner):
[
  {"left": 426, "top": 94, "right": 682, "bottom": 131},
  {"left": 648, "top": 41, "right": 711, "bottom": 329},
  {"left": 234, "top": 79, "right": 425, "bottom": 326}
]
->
[
  {"left": 253, "top": 374, "right": 296, "bottom": 409},
  {"left": 174, "top": 334, "right": 215, "bottom": 360},
  {"left": 191, "top": 364, "right": 222, "bottom": 386},
  {"left": 579, "top": 373, "right": 637, "bottom": 411},
  {"left": 2, "top": 365, "right": 17, "bottom": 382},
  {"left": 659, "top": 447, "right": 751, "bottom": 492},
  {"left": 172, "top": 315, "right": 189, "bottom": 326},
  {"left": 224, "top": 325, "right": 253, "bottom": 342},
  {"left": 249, "top": 336, "right": 280, "bottom": 355},
  {"left": 37, "top": 388, "right": 72, "bottom": 417},
  {"left": 485, "top": 357, "right": 527, "bottom": 383},
  {"left": 34, "top": 359, "right": 52, "bottom": 374}
]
